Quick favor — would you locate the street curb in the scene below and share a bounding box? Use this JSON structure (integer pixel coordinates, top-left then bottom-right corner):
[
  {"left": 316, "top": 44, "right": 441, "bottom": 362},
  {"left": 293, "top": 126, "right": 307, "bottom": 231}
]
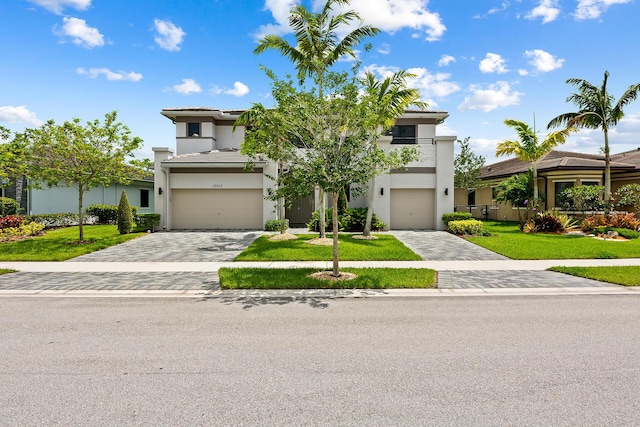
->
[{"left": 2, "top": 287, "right": 639, "bottom": 298}]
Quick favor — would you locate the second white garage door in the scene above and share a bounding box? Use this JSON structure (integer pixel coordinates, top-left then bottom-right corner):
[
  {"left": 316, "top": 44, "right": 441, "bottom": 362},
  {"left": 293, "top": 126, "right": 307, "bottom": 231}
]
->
[
  {"left": 171, "top": 189, "right": 263, "bottom": 230},
  {"left": 390, "top": 189, "right": 435, "bottom": 229}
]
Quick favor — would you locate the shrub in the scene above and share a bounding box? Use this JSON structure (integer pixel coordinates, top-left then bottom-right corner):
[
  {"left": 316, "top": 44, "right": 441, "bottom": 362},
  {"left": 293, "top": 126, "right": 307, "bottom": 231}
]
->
[
  {"left": 442, "top": 212, "right": 472, "bottom": 225},
  {"left": 117, "top": 190, "right": 133, "bottom": 234},
  {"left": 0, "top": 215, "right": 23, "bottom": 229},
  {"left": 524, "top": 211, "right": 565, "bottom": 233},
  {"left": 134, "top": 213, "right": 161, "bottom": 232},
  {"left": 0, "top": 222, "right": 44, "bottom": 241},
  {"left": 24, "top": 213, "right": 97, "bottom": 229},
  {"left": 307, "top": 207, "right": 386, "bottom": 232},
  {"left": 448, "top": 219, "right": 483, "bottom": 235},
  {"left": 265, "top": 219, "right": 289, "bottom": 232},
  {"left": 581, "top": 213, "right": 640, "bottom": 232},
  {"left": 87, "top": 204, "right": 138, "bottom": 224},
  {"left": 0, "top": 197, "right": 20, "bottom": 216},
  {"left": 558, "top": 185, "right": 605, "bottom": 211}
]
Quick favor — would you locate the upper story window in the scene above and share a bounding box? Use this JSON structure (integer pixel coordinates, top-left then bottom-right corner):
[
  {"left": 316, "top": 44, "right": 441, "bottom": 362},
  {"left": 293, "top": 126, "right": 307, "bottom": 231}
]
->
[
  {"left": 387, "top": 125, "right": 416, "bottom": 144},
  {"left": 187, "top": 122, "right": 200, "bottom": 137}
]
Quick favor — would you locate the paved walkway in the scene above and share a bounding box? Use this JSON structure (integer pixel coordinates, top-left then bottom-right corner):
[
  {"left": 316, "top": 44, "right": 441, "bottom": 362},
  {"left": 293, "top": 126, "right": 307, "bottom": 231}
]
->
[{"left": 0, "top": 230, "right": 639, "bottom": 296}]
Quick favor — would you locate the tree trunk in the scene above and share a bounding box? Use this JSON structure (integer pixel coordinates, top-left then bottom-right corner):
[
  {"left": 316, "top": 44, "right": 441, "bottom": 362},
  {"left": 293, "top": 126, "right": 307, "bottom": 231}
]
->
[
  {"left": 532, "top": 164, "right": 539, "bottom": 205},
  {"left": 363, "top": 178, "right": 375, "bottom": 237},
  {"left": 604, "top": 129, "right": 611, "bottom": 212},
  {"left": 78, "top": 185, "right": 84, "bottom": 242},
  {"left": 331, "top": 191, "right": 339, "bottom": 277},
  {"left": 15, "top": 176, "right": 24, "bottom": 213},
  {"left": 319, "top": 188, "right": 326, "bottom": 238},
  {"left": 278, "top": 160, "right": 286, "bottom": 234}
]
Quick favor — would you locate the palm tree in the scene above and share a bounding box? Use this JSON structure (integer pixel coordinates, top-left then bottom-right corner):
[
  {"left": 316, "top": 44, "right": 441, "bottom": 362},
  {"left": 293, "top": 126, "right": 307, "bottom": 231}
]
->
[
  {"left": 547, "top": 71, "right": 640, "bottom": 206},
  {"left": 360, "top": 70, "right": 426, "bottom": 237},
  {"left": 496, "top": 119, "right": 574, "bottom": 206},
  {"left": 254, "top": 0, "right": 379, "bottom": 238}
]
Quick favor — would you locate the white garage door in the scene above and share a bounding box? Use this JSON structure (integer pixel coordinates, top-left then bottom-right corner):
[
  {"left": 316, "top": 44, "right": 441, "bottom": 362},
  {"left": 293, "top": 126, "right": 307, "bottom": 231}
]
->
[
  {"left": 390, "top": 189, "right": 435, "bottom": 229},
  {"left": 171, "top": 189, "right": 263, "bottom": 229}
]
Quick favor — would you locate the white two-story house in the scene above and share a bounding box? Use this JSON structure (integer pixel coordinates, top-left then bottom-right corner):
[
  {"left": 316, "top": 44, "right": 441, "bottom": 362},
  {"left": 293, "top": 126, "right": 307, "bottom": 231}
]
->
[{"left": 153, "top": 107, "right": 455, "bottom": 231}]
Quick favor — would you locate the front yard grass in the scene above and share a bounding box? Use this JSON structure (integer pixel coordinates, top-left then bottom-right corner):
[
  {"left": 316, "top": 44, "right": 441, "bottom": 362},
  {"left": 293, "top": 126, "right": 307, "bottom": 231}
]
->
[
  {"left": 549, "top": 266, "right": 640, "bottom": 286},
  {"left": 0, "top": 225, "right": 145, "bottom": 261},
  {"left": 467, "top": 220, "right": 640, "bottom": 260},
  {"left": 219, "top": 267, "right": 436, "bottom": 289},
  {"left": 235, "top": 233, "right": 422, "bottom": 261}
]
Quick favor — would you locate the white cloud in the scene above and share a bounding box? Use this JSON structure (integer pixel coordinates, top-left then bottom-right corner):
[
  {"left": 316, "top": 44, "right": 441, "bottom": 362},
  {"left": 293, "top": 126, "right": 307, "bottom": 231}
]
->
[
  {"left": 438, "top": 54, "right": 455, "bottom": 67},
  {"left": 225, "top": 82, "right": 250, "bottom": 97},
  {"left": 257, "top": 0, "right": 446, "bottom": 42},
  {"left": 0, "top": 106, "right": 43, "bottom": 126},
  {"left": 574, "top": 0, "right": 632, "bottom": 20},
  {"left": 458, "top": 81, "right": 523, "bottom": 112},
  {"left": 479, "top": 53, "right": 509, "bottom": 74},
  {"left": 26, "top": 0, "right": 91, "bottom": 14},
  {"left": 76, "top": 67, "right": 142, "bottom": 81},
  {"left": 526, "top": 0, "right": 561, "bottom": 23},
  {"left": 518, "top": 69, "right": 529, "bottom": 76},
  {"left": 378, "top": 43, "right": 391, "bottom": 55},
  {"left": 362, "top": 64, "right": 460, "bottom": 107},
  {"left": 524, "top": 49, "right": 564, "bottom": 72},
  {"left": 172, "top": 78, "right": 202, "bottom": 95},
  {"left": 54, "top": 17, "right": 104, "bottom": 48},
  {"left": 153, "top": 19, "right": 186, "bottom": 51}
]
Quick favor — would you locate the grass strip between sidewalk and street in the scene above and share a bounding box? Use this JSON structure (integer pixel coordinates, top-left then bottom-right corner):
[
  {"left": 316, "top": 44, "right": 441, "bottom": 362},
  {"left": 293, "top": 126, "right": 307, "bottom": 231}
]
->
[
  {"left": 548, "top": 266, "right": 640, "bottom": 286},
  {"left": 235, "top": 233, "right": 422, "bottom": 261},
  {"left": 218, "top": 268, "right": 437, "bottom": 289},
  {"left": 0, "top": 269, "right": 15, "bottom": 275},
  {"left": 468, "top": 220, "right": 640, "bottom": 260},
  {"left": 0, "top": 225, "right": 146, "bottom": 261}
]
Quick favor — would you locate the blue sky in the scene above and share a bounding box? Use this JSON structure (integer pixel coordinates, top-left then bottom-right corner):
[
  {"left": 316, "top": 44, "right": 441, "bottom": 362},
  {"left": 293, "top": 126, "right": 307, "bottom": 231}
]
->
[{"left": 2, "top": 0, "right": 639, "bottom": 164}]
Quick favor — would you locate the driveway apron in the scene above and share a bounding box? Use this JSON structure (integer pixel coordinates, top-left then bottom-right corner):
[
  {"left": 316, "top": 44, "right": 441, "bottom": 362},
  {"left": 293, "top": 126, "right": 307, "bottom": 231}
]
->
[{"left": 0, "top": 231, "right": 261, "bottom": 292}]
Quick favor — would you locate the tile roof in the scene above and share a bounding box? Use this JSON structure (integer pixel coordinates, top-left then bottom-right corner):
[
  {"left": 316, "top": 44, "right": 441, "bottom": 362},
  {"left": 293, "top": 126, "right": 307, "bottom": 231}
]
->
[{"left": 480, "top": 150, "right": 636, "bottom": 179}]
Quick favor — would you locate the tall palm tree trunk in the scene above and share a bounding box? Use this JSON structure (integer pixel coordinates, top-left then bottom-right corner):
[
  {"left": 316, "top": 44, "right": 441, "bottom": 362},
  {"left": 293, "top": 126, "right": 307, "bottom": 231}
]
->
[{"left": 604, "top": 129, "right": 611, "bottom": 211}]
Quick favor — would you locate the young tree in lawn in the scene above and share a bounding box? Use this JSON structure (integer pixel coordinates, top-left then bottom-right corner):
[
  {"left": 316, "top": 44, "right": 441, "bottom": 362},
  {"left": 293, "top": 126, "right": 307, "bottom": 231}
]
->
[
  {"left": 20, "top": 111, "right": 146, "bottom": 242},
  {"left": 496, "top": 119, "right": 574, "bottom": 207},
  {"left": 0, "top": 127, "right": 28, "bottom": 210},
  {"left": 244, "top": 71, "right": 418, "bottom": 276},
  {"left": 494, "top": 171, "right": 534, "bottom": 228},
  {"left": 454, "top": 136, "right": 485, "bottom": 206},
  {"left": 548, "top": 71, "right": 640, "bottom": 207},
  {"left": 254, "top": 0, "right": 379, "bottom": 238},
  {"left": 359, "top": 70, "right": 426, "bottom": 237}
]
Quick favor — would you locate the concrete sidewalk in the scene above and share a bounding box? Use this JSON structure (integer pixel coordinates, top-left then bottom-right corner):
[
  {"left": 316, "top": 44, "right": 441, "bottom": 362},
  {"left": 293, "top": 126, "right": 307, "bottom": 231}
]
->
[{"left": 3, "top": 258, "right": 640, "bottom": 272}]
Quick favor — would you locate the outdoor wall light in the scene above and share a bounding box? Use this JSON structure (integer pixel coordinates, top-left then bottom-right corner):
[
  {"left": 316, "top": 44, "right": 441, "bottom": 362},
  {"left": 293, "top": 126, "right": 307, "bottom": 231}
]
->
[
  {"left": 444, "top": 188, "right": 449, "bottom": 196},
  {"left": 158, "top": 187, "right": 163, "bottom": 195},
  {"left": 380, "top": 187, "right": 384, "bottom": 196}
]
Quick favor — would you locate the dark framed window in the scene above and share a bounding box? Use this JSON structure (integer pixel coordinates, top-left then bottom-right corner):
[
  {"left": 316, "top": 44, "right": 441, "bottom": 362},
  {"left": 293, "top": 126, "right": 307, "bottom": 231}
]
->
[
  {"left": 140, "top": 189, "right": 150, "bottom": 208},
  {"left": 491, "top": 187, "right": 498, "bottom": 200},
  {"left": 467, "top": 189, "right": 476, "bottom": 206},
  {"left": 554, "top": 181, "right": 574, "bottom": 207},
  {"left": 387, "top": 125, "right": 416, "bottom": 144},
  {"left": 187, "top": 122, "right": 201, "bottom": 137}
]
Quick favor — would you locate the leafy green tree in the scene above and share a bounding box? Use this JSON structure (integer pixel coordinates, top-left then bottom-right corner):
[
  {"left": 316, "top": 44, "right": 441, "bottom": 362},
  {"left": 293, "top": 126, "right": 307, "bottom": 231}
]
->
[
  {"left": 20, "top": 111, "right": 145, "bottom": 242},
  {"left": 117, "top": 190, "right": 133, "bottom": 234},
  {"left": 547, "top": 71, "right": 640, "bottom": 206},
  {"left": 454, "top": 136, "right": 485, "bottom": 200},
  {"left": 494, "top": 171, "right": 534, "bottom": 228},
  {"left": 239, "top": 71, "right": 418, "bottom": 276},
  {"left": 615, "top": 183, "right": 640, "bottom": 213},
  {"left": 558, "top": 185, "right": 605, "bottom": 212},
  {"left": 253, "top": 0, "right": 379, "bottom": 238},
  {"left": 497, "top": 119, "right": 574, "bottom": 206}
]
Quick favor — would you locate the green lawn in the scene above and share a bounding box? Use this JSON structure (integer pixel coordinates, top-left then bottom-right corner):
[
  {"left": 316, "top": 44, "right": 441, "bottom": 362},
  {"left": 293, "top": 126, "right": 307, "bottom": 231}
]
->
[
  {"left": 0, "top": 269, "right": 15, "bottom": 275},
  {"left": 549, "top": 266, "right": 640, "bottom": 286},
  {"left": 219, "top": 267, "right": 436, "bottom": 289},
  {"left": 235, "top": 234, "right": 422, "bottom": 261},
  {"left": 467, "top": 221, "right": 640, "bottom": 260},
  {"left": 0, "top": 225, "right": 145, "bottom": 261}
]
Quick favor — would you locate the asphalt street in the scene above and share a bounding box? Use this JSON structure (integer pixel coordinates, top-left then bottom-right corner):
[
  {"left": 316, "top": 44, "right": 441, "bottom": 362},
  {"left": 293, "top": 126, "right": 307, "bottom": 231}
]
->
[{"left": 2, "top": 295, "right": 640, "bottom": 426}]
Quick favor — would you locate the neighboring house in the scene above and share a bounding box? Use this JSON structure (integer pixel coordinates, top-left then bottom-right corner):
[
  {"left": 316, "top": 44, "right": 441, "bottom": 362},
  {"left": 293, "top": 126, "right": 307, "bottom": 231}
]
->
[
  {"left": 1, "top": 178, "right": 154, "bottom": 215},
  {"left": 455, "top": 149, "right": 640, "bottom": 221},
  {"left": 154, "top": 107, "right": 456, "bottom": 231}
]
